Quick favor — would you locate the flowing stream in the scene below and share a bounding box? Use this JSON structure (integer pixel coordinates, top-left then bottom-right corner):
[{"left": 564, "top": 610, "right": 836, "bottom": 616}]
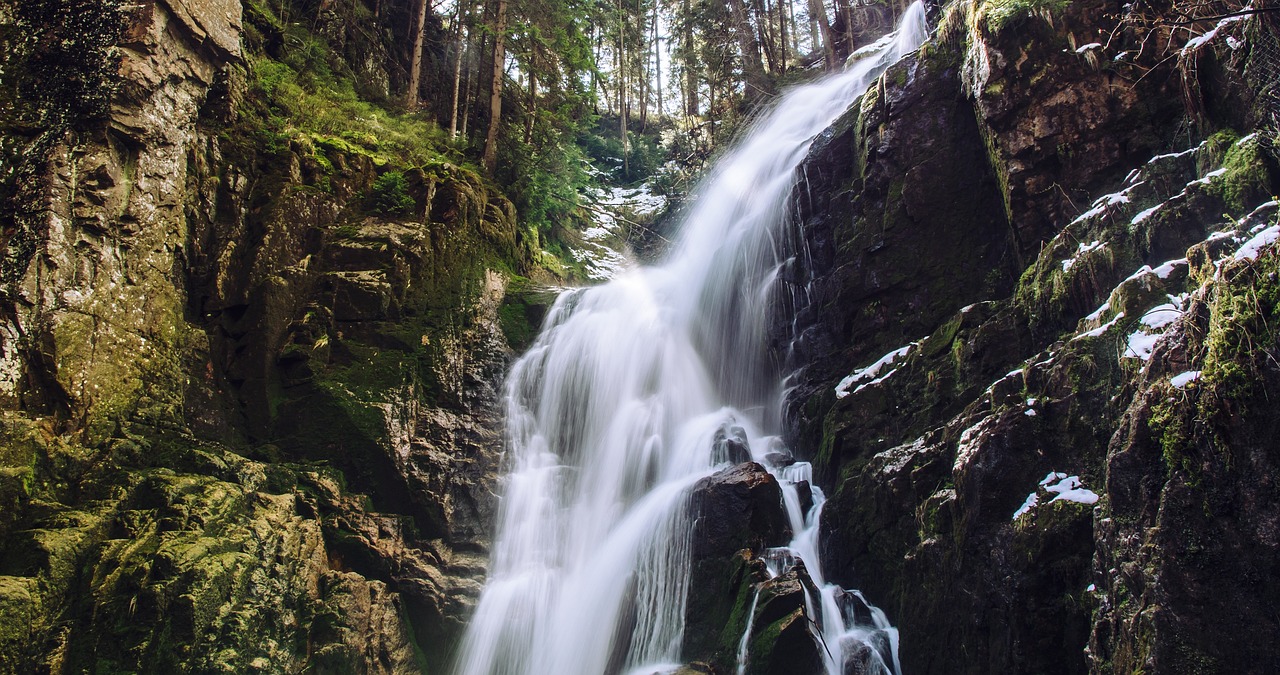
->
[{"left": 454, "top": 7, "right": 928, "bottom": 674}]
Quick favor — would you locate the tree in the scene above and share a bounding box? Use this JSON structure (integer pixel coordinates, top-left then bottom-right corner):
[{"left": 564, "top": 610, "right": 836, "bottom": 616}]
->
[
  {"left": 449, "top": 0, "right": 469, "bottom": 138},
  {"left": 806, "top": 0, "right": 837, "bottom": 69},
  {"left": 483, "top": 0, "right": 508, "bottom": 174},
  {"left": 406, "top": 0, "right": 429, "bottom": 108},
  {"left": 727, "top": 0, "right": 769, "bottom": 99}
]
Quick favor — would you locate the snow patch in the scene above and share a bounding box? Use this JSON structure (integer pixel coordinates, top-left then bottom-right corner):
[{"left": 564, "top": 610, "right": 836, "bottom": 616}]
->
[
  {"left": 1189, "top": 167, "right": 1228, "bottom": 187},
  {"left": 1124, "top": 330, "right": 1163, "bottom": 361},
  {"left": 1062, "top": 240, "right": 1105, "bottom": 271},
  {"left": 1147, "top": 142, "right": 1204, "bottom": 165},
  {"left": 835, "top": 342, "right": 917, "bottom": 398},
  {"left": 1131, "top": 204, "right": 1161, "bottom": 224},
  {"left": 1233, "top": 225, "right": 1279, "bottom": 261},
  {"left": 1074, "top": 312, "right": 1124, "bottom": 341},
  {"left": 1140, "top": 303, "right": 1182, "bottom": 329},
  {"left": 1084, "top": 301, "right": 1111, "bottom": 323},
  {"left": 1013, "top": 492, "right": 1039, "bottom": 520},
  {"left": 1046, "top": 475, "right": 1100, "bottom": 505},
  {"left": 1182, "top": 7, "right": 1251, "bottom": 53},
  {"left": 1015, "top": 472, "right": 1099, "bottom": 520},
  {"left": 1170, "top": 371, "right": 1202, "bottom": 388}
]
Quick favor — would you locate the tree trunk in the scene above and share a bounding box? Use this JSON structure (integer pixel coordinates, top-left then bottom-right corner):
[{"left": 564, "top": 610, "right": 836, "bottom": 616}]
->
[
  {"left": 789, "top": 0, "right": 800, "bottom": 55},
  {"left": 618, "top": 0, "right": 629, "bottom": 177},
  {"left": 754, "top": 0, "right": 776, "bottom": 72},
  {"left": 653, "top": 0, "right": 663, "bottom": 118},
  {"left": 834, "top": 0, "right": 854, "bottom": 60},
  {"left": 406, "top": 0, "right": 429, "bottom": 108},
  {"left": 806, "top": 0, "right": 837, "bottom": 70},
  {"left": 482, "top": 0, "right": 508, "bottom": 175},
  {"left": 777, "top": 0, "right": 788, "bottom": 72},
  {"left": 681, "top": 0, "right": 698, "bottom": 116},
  {"left": 448, "top": 0, "right": 467, "bottom": 139},
  {"left": 524, "top": 64, "right": 536, "bottom": 144},
  {"left": 590, "top": 23, "right": 602, "bottom": 113},
  {"left": 639, "top": 0, "right": 649, "bottom": 131},
  {"left": 727, "top": 0, "right": 768, "bottom": 99}
]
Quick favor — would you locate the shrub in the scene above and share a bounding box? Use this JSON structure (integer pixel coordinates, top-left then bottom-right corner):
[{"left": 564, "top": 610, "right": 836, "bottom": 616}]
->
[{"left": 369, "top": 172, "right": 415, "bottom": 216}]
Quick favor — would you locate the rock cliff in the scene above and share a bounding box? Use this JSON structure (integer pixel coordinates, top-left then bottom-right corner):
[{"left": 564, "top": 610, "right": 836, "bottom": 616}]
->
[
  {"left": 784, "top": 0, "right": 1280, "bottom": 672},
  {"left": 0, "top": 0, "right": 544, "bottom": 672}
]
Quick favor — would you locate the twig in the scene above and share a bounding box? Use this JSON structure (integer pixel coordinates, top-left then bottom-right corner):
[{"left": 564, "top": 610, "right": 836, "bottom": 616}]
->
[{"left": 1166, "top": 6, "right": 1280, "bottom": 25}]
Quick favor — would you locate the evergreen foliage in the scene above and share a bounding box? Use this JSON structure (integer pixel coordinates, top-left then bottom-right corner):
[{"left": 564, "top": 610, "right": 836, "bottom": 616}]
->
[{"left": 370, "top": 171, "right": 418, "bottom": 215}]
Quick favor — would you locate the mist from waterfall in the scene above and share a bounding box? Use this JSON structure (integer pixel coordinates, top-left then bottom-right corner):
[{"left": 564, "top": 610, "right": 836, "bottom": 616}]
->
[{"left": 453, "top": 6, "right": 929, "bottom": 673}]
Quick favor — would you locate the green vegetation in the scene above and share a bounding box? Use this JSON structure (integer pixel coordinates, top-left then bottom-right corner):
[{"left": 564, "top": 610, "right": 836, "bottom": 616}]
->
[
  {"left": 981, "top": 0, "right": 1071, "bottom": 33},
  {"left": 242, "top": 8, "right": 452, "bottom": 169},
  {"left": 1212, "top": 134, "right": 1274, "bottom": 213},
  {"left": 369, "top": 171, "right": 416, "bottom": 216}
]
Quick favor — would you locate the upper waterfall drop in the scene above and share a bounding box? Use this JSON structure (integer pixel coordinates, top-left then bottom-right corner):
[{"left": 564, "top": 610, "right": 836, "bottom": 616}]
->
[{"left": 453, "top": 5, "right": 930, "bottom": 675}]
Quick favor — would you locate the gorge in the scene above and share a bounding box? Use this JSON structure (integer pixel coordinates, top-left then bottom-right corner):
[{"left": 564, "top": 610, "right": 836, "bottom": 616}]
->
[{"left": 1, "top": 0, "right": 1279, "bottom": 673}]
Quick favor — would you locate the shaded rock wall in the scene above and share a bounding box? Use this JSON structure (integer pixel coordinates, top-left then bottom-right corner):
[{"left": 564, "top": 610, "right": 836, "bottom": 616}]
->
[
  {"left": 785, "top": 0, "right": 1280, "bottom": 672},
  {"left": 0, "top": 0, "right": 547, "bottom": 672}
]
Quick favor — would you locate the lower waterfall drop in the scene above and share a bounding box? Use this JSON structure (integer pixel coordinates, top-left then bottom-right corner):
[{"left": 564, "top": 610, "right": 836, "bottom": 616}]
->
[{"left": 453, "top": 6, "right": 929, "bottom": 674}]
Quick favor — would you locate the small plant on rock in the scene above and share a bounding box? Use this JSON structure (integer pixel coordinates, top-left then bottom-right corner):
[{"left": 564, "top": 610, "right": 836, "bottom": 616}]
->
[{"left": 368, "top": 171, "right": 416, "bottom": 216}]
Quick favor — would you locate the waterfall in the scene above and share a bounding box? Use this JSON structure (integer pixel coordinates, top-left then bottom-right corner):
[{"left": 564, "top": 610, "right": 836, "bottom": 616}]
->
[{"left": 453, "top": 6, "right": 929, "bottom": 674}]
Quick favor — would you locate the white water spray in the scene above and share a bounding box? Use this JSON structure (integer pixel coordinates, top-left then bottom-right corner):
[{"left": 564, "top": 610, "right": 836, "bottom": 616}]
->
[{"left": 453, "top": 7, "right": 929, "bottom": 674}]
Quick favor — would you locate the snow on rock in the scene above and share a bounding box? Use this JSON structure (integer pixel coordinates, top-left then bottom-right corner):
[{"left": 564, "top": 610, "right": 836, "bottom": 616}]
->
[
  {"left": 1233, "top": 224, "right": 1279, "bottom": 261},
  {"left": 1121, "top": 303, "right": 1183, "bottom": 361},
  {"left": 1140, "top": 303, "right": 1182, "bottom": 329},
  {"left": 1070, "top": 183, "right": 1142, "bottom": 226},
  {"left": 1061, "top": 240, "right": 1105, "bottom": 271},
  {"left": 1014, "top": 472, "right": 1100, "bottom": 520},
  {"left": 835, "top": 342, "right": 918, "bottom": 398},
  {"left": 1075, "top": 42, "right": 1102, "bottom": 53},
  {"left": 1125, "top": 258, "right": 1188, "bottom": 284},
  {"left": 1131, "top": 204, "right": 1161, "bottom": 225},
  {"left": 1074, "top": 312, "right": 1124, "bottom": 341},
  {"left": 1046, "top": 475, "right": 1100, "bottom": 505},
  {"left": 1147, "top": 142, "right": 1203, "bottom": 165},
  {"left": 1084, "top": 301, "right": 1111, "bottom": 323},
  {"left": 1124, "top": 330, "right": 1163, "bottom": 361},
  {"left": 1170, "top": 371, "right": 1202, "bottom": 388},
  {"left": 1013, "top": 493, "right": 1039, "bottom": 520},
  {"left": 1189, "top": 167, "right": 1228, "bottom": 188}
]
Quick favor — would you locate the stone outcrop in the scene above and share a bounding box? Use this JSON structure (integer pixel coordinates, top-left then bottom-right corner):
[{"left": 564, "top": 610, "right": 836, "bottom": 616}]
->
[
  {"left": 0, "top": 0, "right": 547, "bottom": 672},
  {"left": 681, "top": 462, "right": 802, "bottom": 672},
  {"left": 784, "top": 0, "right": 1280, "bottom": 672}
]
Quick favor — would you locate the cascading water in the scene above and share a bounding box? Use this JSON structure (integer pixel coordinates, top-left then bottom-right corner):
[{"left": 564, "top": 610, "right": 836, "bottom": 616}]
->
[{"left": 454, "top": 6, "right": 929, "bottom": 674}]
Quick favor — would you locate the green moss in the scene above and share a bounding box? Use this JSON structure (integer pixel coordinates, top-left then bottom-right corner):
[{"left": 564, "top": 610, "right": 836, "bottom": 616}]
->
[
  {"left": 1202, "top": 258, "right": 1280, "bottom": 397},
  {"left": 243, "top": 47, "right": 453, "bottom": 170},
  {"left": 1149, "top": 392, "right": 1197, "bottom": 479},
  {"left": 981, "top": 0, "right": 1070, "bottom": 33},
  {"left": 1196, "top": 129, "right": 1240, "bottom": 176},
  {"left": 1210, "top": 134, "right": 1274, "bottom": 213}
]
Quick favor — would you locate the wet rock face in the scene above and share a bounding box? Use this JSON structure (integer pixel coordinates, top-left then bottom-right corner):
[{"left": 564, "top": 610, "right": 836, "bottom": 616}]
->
[
  {"left": 784, "top": 49, "right": 1015, "bottom": 485},
  {"left": 782, "top": 0, "right": 1280, "bottom": 672},
  {"left": 691, "top": 462, "right": 791, "bottom": 560},
  {"left": 682, "top": 463, "right": 796, "bottom": 670}
]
